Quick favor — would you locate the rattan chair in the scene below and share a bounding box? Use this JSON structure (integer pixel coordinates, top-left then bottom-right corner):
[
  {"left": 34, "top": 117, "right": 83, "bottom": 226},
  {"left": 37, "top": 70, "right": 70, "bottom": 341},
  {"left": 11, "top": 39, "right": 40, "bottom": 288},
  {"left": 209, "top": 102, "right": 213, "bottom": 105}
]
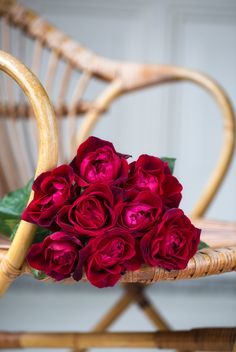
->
[{"left": 0, "top": 1, "right": 236, "bottom": 350}]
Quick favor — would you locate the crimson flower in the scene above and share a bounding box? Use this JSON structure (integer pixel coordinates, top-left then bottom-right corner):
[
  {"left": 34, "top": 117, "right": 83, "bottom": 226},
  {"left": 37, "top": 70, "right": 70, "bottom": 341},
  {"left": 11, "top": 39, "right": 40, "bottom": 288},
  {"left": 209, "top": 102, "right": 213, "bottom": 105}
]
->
[
  {"left": 71, "top": 136, "right": 129, "bottom": 187},
  {"left": 141, "top": 209, "right": 201, "bottom": 270},
  {"left": 73, "top": 228, "right": 141, "bottom": 288},
  {"left": 27, "top": 232, "right": 82, "bottom": 281}
]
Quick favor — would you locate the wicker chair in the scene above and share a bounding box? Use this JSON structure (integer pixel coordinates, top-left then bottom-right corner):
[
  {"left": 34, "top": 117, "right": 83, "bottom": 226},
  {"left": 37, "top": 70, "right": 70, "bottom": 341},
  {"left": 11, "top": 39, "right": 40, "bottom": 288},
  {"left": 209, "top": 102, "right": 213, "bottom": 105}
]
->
[{"left": 0, "top": 1, "right": 236, "bottom": 350}]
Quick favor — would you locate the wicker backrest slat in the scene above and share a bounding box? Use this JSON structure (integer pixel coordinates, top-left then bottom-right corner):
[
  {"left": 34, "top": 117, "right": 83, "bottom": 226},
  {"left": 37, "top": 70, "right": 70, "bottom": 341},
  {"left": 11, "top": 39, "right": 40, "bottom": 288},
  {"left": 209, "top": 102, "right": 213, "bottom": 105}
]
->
[
  {"left": 44, "top": 50, "right": 59, "bottom": 95},
  {"left": 67, "top": 71, "right": 91, "bottom": 158},
  {"left": 56, "top": 62, "right": 72, "bottom": 114},
  {"left": 31, "top": 39, "right": 42, "bottom": 77}
]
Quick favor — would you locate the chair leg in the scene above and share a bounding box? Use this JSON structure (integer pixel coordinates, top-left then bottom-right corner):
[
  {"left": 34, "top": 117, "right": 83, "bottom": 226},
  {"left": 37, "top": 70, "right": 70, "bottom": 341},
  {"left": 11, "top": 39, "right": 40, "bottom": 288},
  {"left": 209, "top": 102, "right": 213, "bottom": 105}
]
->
[
  {"left": 73, "top": 284, "right": 172, "bottom": 352},
  {"left": 126, "top": 286, "right": 191, "bottom": 352},
  {"left": 124, "top": 284, "right": 171, "bottom": 331},
  {"left": 88, "top": 284, "right": 171, "bottom": 332},
  {"left": 90, "top": 285, "right": 143, "bottom": 332},
  {"left": 73, "top": 285, "right": 143, "bottom": 352}
]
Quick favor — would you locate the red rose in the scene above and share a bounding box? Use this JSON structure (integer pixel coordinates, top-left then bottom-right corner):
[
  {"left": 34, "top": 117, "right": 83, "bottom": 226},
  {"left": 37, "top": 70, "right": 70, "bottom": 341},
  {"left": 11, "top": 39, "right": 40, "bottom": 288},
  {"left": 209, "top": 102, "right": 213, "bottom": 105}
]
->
[
  {"left": 27, "top": 232, "right": 82, "bottom": 281},
  {"left": 73, "top": 228, "right": 141, "bottom": 288},
  {"left": 22, "top": 165, "right": 78, "bottom": 230},
  {"left": 141, "top": 209, "right": 201, "bottom": 270},
  {"left": 118, "top": 190, "right": 163, "bottom": 237},
  {"left": 57, "top": 183, "right": 122, "bottom": 237},
  {"left": 127, "top": 155, "right": 182, "bottom": 208},
  {"left": 71, "top": 136, "right": 129, "bottom": 186}
]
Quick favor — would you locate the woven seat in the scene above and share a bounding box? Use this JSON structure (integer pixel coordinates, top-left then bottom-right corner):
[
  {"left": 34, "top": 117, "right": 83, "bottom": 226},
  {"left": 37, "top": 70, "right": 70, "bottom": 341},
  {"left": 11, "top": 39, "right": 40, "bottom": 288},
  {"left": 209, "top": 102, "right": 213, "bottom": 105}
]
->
[
  {"left": 0, "top": 1, "right": 236, "bottom": 350},
  {"left": 1, "top": 219, "right": 236, "bottom": 284}
]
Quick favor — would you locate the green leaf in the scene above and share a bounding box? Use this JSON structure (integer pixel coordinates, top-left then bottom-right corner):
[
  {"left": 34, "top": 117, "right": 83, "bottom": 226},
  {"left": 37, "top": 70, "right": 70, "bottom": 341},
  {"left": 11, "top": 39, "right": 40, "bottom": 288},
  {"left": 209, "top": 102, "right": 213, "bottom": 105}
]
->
[
  {"left": 31, "top": 268, "right": 47, "bottom": 280},
  {"left": 0, "top": 179, "right": 33, "bottom": 238},
  {"left": 10, "top": 224, "right": 51, "bottom": 243},
  {"left": 33, "top": 228, "right": 52, "bottom": 244},
  {"left": 198, "top": 240, "right": 209, "bottom": 250},
  {"left": 161, "top": 157, "right": 176, "bottom": 174}
]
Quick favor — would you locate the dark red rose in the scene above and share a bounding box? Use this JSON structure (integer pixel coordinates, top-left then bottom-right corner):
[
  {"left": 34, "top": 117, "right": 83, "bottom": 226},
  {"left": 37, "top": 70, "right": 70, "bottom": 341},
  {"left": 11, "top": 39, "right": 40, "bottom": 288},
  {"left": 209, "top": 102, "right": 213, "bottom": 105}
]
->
[
  {"left": 71, "top": 136, "right": 129, "bottom": 186},
  {"left": 57, "top": 183, "right": 122, "bottom": 237},
  {"left": 27, "top": 232, "right": 82, "bottom": 281},
  {"left": 127, "top": 155, "right": 182, "bottom": 208},
  {"left": 22, "top": 165, "right": 78, "bottom": 230},
  {"left": 140, "top": 208, "right": 201, "bottom": 270},
  {"left": 73, "top": 228, "right": 141, "bottom": 288},
  {"left": 22, "top": 165, "right": 79, "bottom": 230},
  {"left": 118, "top": 191, "right": 163, "bottom": 237}
]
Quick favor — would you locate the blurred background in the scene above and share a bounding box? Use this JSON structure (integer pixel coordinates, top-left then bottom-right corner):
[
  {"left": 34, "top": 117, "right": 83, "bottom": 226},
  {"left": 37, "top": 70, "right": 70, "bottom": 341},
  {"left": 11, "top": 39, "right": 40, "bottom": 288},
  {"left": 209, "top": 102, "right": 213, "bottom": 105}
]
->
[{"left": 0, "top": 0, "right": 236, "bottom": 351}]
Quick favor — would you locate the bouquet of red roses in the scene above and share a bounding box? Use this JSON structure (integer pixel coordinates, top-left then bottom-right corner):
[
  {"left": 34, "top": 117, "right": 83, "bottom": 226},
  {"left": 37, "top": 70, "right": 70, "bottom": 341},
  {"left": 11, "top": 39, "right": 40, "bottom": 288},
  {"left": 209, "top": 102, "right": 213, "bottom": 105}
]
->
[{"left": 18, "top": 136, "right": 201, "bottom": 288}]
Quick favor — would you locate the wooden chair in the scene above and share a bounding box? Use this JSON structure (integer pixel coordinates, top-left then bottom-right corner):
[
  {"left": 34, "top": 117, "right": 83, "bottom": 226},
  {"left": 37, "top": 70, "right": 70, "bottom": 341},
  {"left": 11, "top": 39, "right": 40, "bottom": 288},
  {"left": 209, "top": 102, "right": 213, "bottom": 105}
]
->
[{"left": 0, "top": 1, "right": 236, "bottom": 350}]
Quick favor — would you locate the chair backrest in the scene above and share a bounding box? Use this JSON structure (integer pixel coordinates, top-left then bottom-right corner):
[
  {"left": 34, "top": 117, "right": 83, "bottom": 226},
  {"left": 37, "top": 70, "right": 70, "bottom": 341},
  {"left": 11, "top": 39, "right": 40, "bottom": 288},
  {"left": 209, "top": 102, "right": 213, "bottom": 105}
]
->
[
  {"left": 0, "top": 0, "right": 235, "bottom": 296},
  {"left": 0, "top": 0, "right": 235, "bottom": 221},
  {"left": 0, "top": 0, "right": 98, "bottom": 192}
]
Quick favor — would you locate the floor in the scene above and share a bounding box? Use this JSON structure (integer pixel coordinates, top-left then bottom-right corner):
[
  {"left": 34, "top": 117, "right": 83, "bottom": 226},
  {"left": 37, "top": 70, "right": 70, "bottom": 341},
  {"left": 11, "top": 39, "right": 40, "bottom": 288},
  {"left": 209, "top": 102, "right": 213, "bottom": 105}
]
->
[{"left": 0, "top": 273, "right": 236, "bottom": 352}]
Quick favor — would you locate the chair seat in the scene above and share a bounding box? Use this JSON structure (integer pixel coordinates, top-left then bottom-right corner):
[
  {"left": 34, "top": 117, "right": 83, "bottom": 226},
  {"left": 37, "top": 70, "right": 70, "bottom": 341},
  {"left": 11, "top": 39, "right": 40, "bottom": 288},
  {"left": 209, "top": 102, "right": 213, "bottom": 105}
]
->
[
  {"left": 0, "top": 218, "right": 236, "bottom": 285},
  {"left": 194, "top": 218, "right": 236, "bottom": 248},
  {"left": 1, "top": 218, "right": 236, "bottom": 250}
]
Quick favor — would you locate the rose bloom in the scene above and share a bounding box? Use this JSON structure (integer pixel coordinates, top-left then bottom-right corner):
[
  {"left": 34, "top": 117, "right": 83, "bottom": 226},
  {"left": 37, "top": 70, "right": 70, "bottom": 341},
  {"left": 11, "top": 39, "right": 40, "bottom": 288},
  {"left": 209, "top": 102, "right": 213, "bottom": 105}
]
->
[
  {"left": 71, "top": 136, "right": 129, "bottom": 186},
  {"left": 141, "top": 209, "right": 201, "bottom": 270},
  {"left": 22, "top": 165, "right": 78, "bottom": 230},
  {"left": 127, "top": 154, "right": 182, "bottom": 208},
  {"left": 73, "top": 228, "right": 141, "bottom": 288},
  {"left": 118, "top": 190, "right": 163, "bottom": 237},
  {"left": 27, "top": 232, "right": 82, "bottom": 281},
  {"left": 57, "top": 183, "right": 122, "bottom": 237}
]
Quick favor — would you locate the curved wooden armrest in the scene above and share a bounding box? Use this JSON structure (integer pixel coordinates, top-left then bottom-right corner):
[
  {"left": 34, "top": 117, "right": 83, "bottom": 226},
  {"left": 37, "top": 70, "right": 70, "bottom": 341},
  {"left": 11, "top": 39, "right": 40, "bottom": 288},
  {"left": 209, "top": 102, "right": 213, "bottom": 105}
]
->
[
  {"left": 124, "top": 65, "right": 236, "bottom": 221},
  {"left": 0, "top": 51, "right": 58, "bottom": 296}
]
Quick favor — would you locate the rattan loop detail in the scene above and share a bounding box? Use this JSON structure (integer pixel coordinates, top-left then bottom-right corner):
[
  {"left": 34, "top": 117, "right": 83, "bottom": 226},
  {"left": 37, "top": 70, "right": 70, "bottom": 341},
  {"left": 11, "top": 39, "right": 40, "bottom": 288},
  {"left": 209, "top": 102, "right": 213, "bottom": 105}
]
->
[
  {"left": 8, "top": 3, "right": 24, "bottom": 23},
  {"left": 0, "top": 258, "right": 21, "bottom": 281},
  {"left": 0, "top": 332, "right": 21, "bottom": 349},
  {"left": 29, "top": 17, "right": 48, "bottom": 38}
]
